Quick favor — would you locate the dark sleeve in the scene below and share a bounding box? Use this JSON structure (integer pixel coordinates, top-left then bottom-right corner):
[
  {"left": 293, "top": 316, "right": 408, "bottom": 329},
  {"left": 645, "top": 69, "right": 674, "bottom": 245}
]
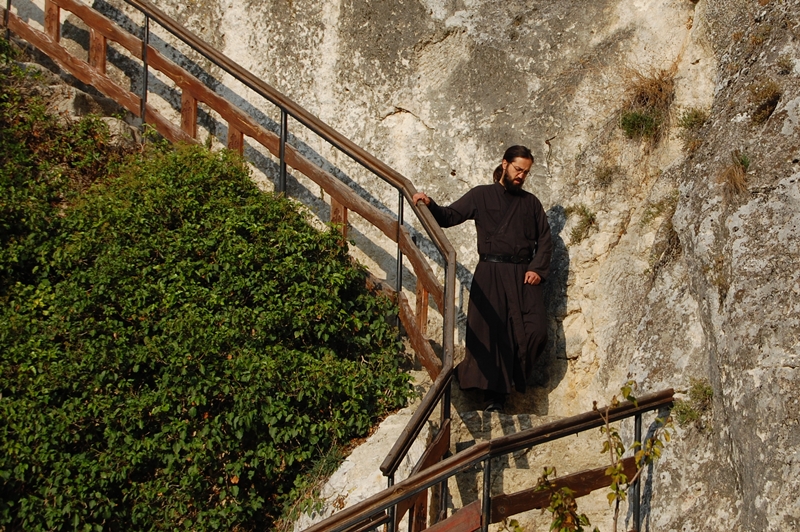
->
[
  {"left": 427, "top": 189, "right": 478, "bottom": 228},
  {"left": 527, "top": 200, "right": 553, "bottom": 280}
]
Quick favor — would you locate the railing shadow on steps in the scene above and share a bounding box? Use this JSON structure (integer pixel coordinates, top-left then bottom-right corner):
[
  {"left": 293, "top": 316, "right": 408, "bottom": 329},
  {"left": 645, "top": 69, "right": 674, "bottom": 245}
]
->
[
  {"left": 2, "top": 4, "right": 677, "bottom": 531},
  {"left": 1, "top": 0, "right": 458, "bottom": 528}
]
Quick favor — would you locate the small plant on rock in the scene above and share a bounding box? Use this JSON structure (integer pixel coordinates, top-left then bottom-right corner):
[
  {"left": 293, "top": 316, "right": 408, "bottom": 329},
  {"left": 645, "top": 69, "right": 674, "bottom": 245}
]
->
[
  {"left": 619, "top": 68, "right": 675, "bottom": 143},
  {"left": 776, "top": 55, "right": 794, "bottom": 75},
  {"left": 718, "top": 149, "right": 750, "bottom": 197},
  {"left": 594, "top": 164, "right": 621, "bottom": 188},
  {"left": 672, "top": 378, "right": 713, "bottom": 430},
  {"left": 565, "top": 204, "right": 597, "bottom": 245},
  {"left": 677, "top": 107, "right": 708, "bottom": 152},
  {"left": 749, "top": 79, "right": 782, "bottom": 124}
]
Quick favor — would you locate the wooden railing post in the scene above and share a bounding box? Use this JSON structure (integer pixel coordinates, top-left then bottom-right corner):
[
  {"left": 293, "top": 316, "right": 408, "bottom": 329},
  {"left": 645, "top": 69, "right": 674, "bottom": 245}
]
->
[
  {"left": 180, "top": 90, "right": 198, "bottom": 138},
  {"left": 330, "top": 197, "right": 348, "bottom": 241},
  {"left": 88, "top": 27, "right": 106, "bottom": 72},
  {"left": 415, "top": 283, "right": 428, "bottom": 337},
  {"left": 43, "top": 0, "right": 59, "bottom": 41},
  {"left": 227, "top": 124, "right": 244, "bottom": 154}
]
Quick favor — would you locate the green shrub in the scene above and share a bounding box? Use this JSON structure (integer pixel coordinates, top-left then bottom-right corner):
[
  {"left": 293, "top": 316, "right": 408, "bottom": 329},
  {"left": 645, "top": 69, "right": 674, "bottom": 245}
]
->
[
  {"left": 620, "top": 110, "right": 661, "bottom": 140},
  {"left": 0, "top": 62, "right": 409, "bottom": 531},
  {"left": 673, "top": 378, "right": 713, "bottom": 429}
]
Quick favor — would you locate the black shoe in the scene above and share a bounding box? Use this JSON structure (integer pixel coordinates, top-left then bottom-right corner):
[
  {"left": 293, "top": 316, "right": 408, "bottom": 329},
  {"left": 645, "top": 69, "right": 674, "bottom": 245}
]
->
[
  {"left": 484, "top": 402, "right": 504, "bottom": 413},
  {"left": 483, "top": 390, "right": 507, "bottom": 413}
]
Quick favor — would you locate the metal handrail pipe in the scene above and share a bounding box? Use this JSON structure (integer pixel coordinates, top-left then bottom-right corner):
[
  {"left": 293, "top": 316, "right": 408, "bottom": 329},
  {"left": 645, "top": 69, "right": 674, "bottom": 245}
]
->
[
  {"left": 303, "top": 389, "right": 674, "bottom": 532},
  {"left": 487, "top": 388, "right": 675, "bottom": 458},
  {"left": 305, "top": 441, "right": 491, "bottom": 532},
  {"left": 121, "top": 0, "right": 451, "bottom": 258},
  {"left": 380, "top": 366, "right": 453, "bottom": 476}
]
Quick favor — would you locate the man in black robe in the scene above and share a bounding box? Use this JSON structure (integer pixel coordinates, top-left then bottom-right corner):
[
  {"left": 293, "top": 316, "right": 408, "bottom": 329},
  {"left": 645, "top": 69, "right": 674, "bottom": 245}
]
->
[{"left": 413, "top": 145, "right": 552, "bottom": 412}]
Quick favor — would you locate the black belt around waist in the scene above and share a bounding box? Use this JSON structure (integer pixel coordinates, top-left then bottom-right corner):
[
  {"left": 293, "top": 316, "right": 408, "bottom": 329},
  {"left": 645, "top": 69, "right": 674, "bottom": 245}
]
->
[{"left": 479, "top": 253, "right": 532, "bottom": 264}]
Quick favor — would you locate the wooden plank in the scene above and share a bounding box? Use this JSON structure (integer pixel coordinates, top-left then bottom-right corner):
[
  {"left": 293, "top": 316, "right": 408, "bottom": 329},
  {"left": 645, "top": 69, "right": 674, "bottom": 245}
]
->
[
  {"left": 52, "top": 0, "right": 142, "bottom": 58},
  {"left": 411, "top": 491, "right": 428, "bottom": 532},
  {"left": 399, "top": 226, "right": 444, "bottom": 313},
  {"left": 331, "top": 197, "right": 348, "bottom": 240},
  {"left": 88, "top": 28, "right": 106, "bottom": 72},
  {"left": 8, "top": 11, "right": 137, "bottom": 111},
  {"left": 490, "top": 457, "right": 637, "bottom": 523},
  {"left": 43, "top": 0, "right": 60, "bottom": 42},
  {"left": 416, "top": 420, "right": 451, "bottom": 473},
  {"left": 416, "top": 283, "right": 429, "bottom": 336},
  {"left": 425, "top": 500, "right": 481, "bottom": 532},
  {"left": 181, "top": 90, "right": 198, "bottom": 138},
  {"left": 395, "top": 421, "right": 451, "bottom": 523},
  {"left": 398, "top": 292, "right": 441, "bottom": 380},
  {"left": 7, "top": 11, "right": 192, "bottom": 145},
  {"left": 227, "top": 124, "right": 244, "bottom": 154}
]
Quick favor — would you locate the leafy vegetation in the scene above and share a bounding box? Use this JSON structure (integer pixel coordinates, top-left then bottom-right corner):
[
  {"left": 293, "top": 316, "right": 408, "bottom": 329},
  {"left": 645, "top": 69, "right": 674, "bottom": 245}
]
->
[
  {"left": 0, "top": 46, "right": 410, "bottom": 531},
  {"left": 536, "top": 467, "right": 598, "bottom": 532},
  {"left": 537, "top": 383, "right": 673, "bottom": 532}
]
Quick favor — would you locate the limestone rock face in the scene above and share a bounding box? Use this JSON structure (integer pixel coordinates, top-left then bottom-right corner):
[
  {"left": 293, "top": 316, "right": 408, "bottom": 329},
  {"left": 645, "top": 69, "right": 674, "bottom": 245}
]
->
[{"left": 41, "top": 0, "right": 799, "bottom": 528}]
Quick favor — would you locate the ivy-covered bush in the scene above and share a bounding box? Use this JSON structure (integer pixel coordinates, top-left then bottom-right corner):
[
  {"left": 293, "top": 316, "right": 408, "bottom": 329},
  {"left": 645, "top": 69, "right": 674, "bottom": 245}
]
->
[{"left": 0, "top": 50, "right": 409, "bottom": 531}]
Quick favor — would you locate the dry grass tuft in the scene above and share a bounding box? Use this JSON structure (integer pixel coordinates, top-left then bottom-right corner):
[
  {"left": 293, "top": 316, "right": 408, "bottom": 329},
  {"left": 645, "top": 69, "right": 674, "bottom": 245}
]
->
[
  {"left": 594, "top": 163, "right": 622, "bottom": 188},
  {"left": 565, "top": 204, "right": 597, "bottom": 245},
  {"left": 718, "top": 150, "right": 750, "bottom": 198},
  {"left": 677, "top": 107, "right": 709, "bottom": 152},
  {"left": 776, "top": 55, "right": 794, "bottom": 75},
  {"left": 618, "top": 67, "right": 675, "bottom": 143},
  {"left": 749, "top": 79, "right": 782, "bottom": 124}
]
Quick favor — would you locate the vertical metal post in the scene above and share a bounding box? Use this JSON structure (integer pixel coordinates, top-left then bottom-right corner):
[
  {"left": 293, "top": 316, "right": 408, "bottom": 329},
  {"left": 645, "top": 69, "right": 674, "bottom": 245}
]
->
[
  {"left": 387, "top": 474, "right": 396, "bottom": 532},
  {"left": 139, "top": 14, "right": 149, "bottom": 129},
  {"left": 481, "top": 457, "right": 492, "bottom": 532},
  {"left": 396, "top": 190, "right": 404, "bottom": 294},
  {"left": 278, "top": 109, "right": 287, "bottom": 194},
  {"left": 438, "top": 383, "right": 451, "bottom": 522},
  {"left": 632, "top": 413, "right": 642, "bottom": 532},
  {"left": 4, "top": 0, "right": 11, "bottom": 41}
]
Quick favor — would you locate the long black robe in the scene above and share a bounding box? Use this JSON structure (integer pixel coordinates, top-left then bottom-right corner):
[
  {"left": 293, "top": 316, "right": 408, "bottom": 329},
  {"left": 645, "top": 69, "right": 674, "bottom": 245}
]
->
[{"left": 429, "top": 182, "right": 553, "bottom": 394}]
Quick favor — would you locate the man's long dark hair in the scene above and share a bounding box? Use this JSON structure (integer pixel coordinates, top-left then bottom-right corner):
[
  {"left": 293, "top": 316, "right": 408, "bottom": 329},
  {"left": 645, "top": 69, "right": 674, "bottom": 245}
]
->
[{"left": 493, "top": 145, "right": 534, "bottom": 182}]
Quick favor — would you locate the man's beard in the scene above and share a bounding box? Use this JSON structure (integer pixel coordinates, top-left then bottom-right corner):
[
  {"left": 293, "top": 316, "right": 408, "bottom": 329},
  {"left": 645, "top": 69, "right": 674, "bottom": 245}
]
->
[{"left": 502, "top": 173, "right": 524, "bottom": 193}]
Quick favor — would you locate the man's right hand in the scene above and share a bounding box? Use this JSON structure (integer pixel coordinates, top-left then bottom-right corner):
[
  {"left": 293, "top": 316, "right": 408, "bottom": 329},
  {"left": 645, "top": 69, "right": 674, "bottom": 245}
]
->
[{"left": 412, "top": 192, "right": 431, "bottom": 206}]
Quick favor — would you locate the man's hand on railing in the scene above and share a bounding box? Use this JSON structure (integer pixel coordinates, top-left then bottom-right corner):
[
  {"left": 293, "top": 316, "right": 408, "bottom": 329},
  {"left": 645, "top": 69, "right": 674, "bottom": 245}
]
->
[{"left": 412, "top": 192, "right": 431, "bottom": 206}]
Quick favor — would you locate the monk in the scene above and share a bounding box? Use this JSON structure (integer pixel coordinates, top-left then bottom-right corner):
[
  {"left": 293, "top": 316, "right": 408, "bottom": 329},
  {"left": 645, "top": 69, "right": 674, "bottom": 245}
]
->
[{"left": 413, "top": 145, "right": 552, "bottom": 412}]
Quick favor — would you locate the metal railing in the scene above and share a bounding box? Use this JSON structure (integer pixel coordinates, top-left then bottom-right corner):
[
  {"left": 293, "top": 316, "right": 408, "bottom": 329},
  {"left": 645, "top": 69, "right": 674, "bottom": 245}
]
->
[{"left": 303, "top": 389, "right": 675, "bottom": 532}]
